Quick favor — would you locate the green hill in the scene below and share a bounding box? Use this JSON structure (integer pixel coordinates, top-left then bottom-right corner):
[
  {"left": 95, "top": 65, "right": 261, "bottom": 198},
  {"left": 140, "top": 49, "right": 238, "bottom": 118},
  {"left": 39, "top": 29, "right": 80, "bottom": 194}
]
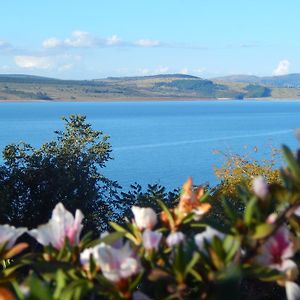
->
[{"left": 0, "top": 73, "right": 299, "bottom": 101}]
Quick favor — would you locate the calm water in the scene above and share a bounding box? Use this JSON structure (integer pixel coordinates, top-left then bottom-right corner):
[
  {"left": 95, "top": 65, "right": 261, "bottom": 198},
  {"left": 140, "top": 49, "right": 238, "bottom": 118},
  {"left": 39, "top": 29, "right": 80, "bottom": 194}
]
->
[{"left": 0, "top": 100, "right": 300, "bottom": 190}]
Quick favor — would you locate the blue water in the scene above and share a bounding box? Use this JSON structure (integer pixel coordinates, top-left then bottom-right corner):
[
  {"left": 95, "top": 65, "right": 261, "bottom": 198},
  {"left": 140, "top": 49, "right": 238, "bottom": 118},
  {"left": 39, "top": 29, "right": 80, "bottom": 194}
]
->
[{"left": 0, "top": 100, "right": 300, "bottom": 190}]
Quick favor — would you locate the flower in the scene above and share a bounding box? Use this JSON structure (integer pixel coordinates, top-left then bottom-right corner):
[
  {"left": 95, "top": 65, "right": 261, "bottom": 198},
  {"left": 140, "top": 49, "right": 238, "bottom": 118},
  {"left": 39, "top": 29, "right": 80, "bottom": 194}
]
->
[
  {"left": 253, "top": 176, "right": 269, "bottom": 199},
  {"left": 142, "top": 229, "right": 162, "bottom": 251},
  {"left": 294, "top": 206, "right": 300, "bottom": 218},
  {"left": 29, "top": 202, "right": 84, "bottom": 250},
  {"left": 166, "top": 232, "right": 185, "bottom": 247},
  {"left": 0, "top": 225, "right": 26, "bottom": 249},
  {"left": 285, "top": 281, "right": 300, "bottom": 300},
  {"left": 80, "top": 242, "right": 141, "bottom": 283},
  {"left": 256, "top": 226, "right": 296, "bottom": 272},
  {"left": 80, "top": 247, "right": 96, "bottom": 270},
  {"left": 194, "top": 226, "right": 224, "bottom": 250},
  {"left": 132, "top": 206, "right": 157, "bottom": 230},
  {"left": 178, "top": 177, "right": 211, "bottom": 217}
]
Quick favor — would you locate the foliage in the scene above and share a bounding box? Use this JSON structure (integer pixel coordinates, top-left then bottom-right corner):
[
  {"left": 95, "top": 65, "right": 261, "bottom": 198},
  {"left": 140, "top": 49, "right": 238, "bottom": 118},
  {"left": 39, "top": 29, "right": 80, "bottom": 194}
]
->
[
  {"left": 0, "top": 144, "right": 300, "bottom": 299},
  {"left": 244, "top": 84, "right": 271, "bottom": 98},
  {"left": 117, "top": 182, "right": 179, "bottom": 214},
  {"left": 213, "top": 146, "right": 281, "bottom": 199},
  {"left": 0, "top": 115, "right": 121, "bottom": 231}
]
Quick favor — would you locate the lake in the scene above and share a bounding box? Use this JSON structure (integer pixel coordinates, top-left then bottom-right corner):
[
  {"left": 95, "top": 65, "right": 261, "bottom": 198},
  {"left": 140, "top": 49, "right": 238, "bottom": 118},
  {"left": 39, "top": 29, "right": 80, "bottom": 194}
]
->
[{"left": 0, "top": 100, "right": 300, "bottom": 190}]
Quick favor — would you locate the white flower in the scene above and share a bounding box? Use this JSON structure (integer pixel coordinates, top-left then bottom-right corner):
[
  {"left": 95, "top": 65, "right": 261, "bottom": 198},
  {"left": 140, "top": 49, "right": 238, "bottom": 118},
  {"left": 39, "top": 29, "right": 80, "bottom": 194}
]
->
[
  {"left": 253, "top": 176, "right": 269, "bottom": 199},
  {"left": 142, "top": 229, "right": 162, "bottom": 250},
  {"left": 80, "top": 247, "right": 96, "bottom": 269},
  {"left": 29, "top": 202, "right": 84, "bottom": 250},
  {"left": 286, "top": 281, "right": 300, "bottom": 300},
  {"left": 80, "top": 242, "right": 141, "bottom": 283},
  {"left": 194, "top": 226, "right": 224, "bottom": 250},
  {"left": 0, "top": 225, "right": 27, "bottom": 249},
  {"left": 132, "top": 206, "right": 157, "bottom": 230},
  {"left": 166, "top": 232, "right": 185, "bottom": 247},
  {"left": 294, "top": 206, "right": 300, "bottom": 217}
]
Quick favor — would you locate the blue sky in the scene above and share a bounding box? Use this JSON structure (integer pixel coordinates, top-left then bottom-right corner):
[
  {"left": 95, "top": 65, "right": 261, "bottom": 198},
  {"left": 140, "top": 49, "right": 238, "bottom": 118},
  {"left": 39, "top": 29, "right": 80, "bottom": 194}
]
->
[{"left": 1, "top": 0, "right": 299, "bottom": 79}]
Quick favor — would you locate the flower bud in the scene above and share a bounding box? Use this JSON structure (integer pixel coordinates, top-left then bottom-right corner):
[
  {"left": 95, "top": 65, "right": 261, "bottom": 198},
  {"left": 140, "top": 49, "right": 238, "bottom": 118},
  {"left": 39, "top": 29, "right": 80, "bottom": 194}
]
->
[
  {"left": 166, "top": 232, "right": 185, "bottom": 247},
  {"left": 142, "top": 229, "right": 162, "bottom": 250},
  {"left": 253, "top": 176, "right": 269, "bottom": 199},
  {"left": 132, "top": 206, "right": 157, "bottom": 230}
]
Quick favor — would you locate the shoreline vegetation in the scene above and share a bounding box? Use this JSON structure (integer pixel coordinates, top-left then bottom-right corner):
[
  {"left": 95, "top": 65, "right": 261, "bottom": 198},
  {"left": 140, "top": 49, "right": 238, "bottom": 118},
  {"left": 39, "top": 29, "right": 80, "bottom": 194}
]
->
[{"left": 1, "top": 73, "right": 300, "bottom": 101}]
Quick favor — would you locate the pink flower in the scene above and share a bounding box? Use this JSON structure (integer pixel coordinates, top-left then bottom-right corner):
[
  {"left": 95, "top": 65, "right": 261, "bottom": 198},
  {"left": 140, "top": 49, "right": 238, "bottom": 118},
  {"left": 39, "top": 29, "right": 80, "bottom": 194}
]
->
[
  {"left": 29, "top": 202, "right": 84, "bottom": 250},
  {"left": 132, "top": 206, "right": 157, "bottom": 230},
  {"left": 166, "top": 232, "right": 185, "bottom": 247},
  {"left": 0, "top": 225, "right": 27, "bottom": 249},
  {"left": 80, "top": 242, "right": 141, "bottom": 283},
  {"left": 256, "top": 226, "right": 296, "bottom": 272},
  {"left": 253, "top": 176, "right": 269, "bottom": 199},
  {"left": 142, "top": 229, "right": 162, "bottom": 250}
]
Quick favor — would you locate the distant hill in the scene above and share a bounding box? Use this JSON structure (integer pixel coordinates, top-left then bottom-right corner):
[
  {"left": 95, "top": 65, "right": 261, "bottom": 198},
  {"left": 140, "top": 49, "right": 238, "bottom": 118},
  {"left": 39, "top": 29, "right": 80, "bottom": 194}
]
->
[
  {"left": 0, "top": 73, "right": 300, "bottom": 101},
  {"left": 103, "top": 74, "right": 199, "bottom": 81},
  {"left": 213, "top": 73, "right": 300, "bottom": 88}
]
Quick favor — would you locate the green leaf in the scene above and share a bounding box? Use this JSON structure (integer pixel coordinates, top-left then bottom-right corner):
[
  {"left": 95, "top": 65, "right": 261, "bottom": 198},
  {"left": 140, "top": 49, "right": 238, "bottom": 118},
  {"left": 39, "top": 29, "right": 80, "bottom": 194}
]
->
[
  {"left": 282, "top": 145, "right": 300, "bottom": 179},
  {"left": 184, "top": 252, "right": 200, "bottom": 277},
  {"left": 244, "top": 196, "right": 258, "bottom": 226},
  {"left": 252, "top": 223, "right": 274, "bottom": 239},
  {"left": 223, "top": 236, "right": 240, "bottom": 262},
  {"left": 29, "top": 276, "right": 53, "bottom": 300},
  {"left": 157, "top": 199, "right": 175, "bottom": 229},
  {"left": 53, "top": 269, "right": 67, "bottom": 299},
  {"left": 109, "top": 222, "right": 137, "bottom": 243}
]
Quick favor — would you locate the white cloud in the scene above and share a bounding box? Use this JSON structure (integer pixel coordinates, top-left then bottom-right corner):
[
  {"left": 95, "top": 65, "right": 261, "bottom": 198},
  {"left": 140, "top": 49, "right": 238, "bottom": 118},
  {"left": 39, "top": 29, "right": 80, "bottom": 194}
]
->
[
  {"left": 195, "top": 67, "right": 206, "bottom": 74},
  {"left": 43, "top": 37, "right": 62, "bottom": 49},
  {"left": 155, "top": 66, "right": 169, "bottom": 73},
  {"left": 139, "top": 68, "right": 151, "bottom": 75},
  {"left": 41, "top": 31, "right": 165, "bottom": 50},
  {"left": 15, "top": 56, "right": 53, "bottom": 69},
  {"left": 134, "top": 39, "right": 160, "bottom": 47},
  {"left": 58, "top": 64, "right": 73, "bottom": 72},
  {"left": 64, "top": 31, "right": 95, "bottom": 48},
  {"left": 272, "top": 59, "right": 290, "bottom": 76},
  {"left": 106, "top": 35, "right": 121, "bottom": 46},
  {"left": 179, "top": 68, "right": 189, "bottom": 75}
]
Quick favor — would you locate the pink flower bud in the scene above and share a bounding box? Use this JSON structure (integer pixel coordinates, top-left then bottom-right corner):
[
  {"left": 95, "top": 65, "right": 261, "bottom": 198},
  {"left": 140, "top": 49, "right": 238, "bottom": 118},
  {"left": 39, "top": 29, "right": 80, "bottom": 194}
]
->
[
  {"left": 142, "top": 229, "right": 162, "bottom": 250},
  {"left": 253, "top": 176, "right": 269, "bottom": 199}
]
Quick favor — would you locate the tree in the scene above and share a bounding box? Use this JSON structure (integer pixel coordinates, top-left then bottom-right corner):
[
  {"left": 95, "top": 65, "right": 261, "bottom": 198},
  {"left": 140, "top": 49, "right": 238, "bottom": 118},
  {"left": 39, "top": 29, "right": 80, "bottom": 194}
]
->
[{"left": 0, "top": 115, "right": 121, "bottom": 231}]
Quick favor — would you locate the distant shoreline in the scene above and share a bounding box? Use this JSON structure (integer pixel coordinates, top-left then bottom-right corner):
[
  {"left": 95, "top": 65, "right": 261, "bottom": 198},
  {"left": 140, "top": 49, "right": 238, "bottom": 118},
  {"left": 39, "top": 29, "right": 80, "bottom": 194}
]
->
[{"left": 2, "top": 97, "right": 300, "bottom": 103}]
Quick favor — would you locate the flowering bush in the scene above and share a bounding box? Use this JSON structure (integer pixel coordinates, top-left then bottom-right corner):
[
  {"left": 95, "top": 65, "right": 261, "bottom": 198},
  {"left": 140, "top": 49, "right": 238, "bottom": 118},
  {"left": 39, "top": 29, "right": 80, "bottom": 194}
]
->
[{"left": 1, "top": 144, "right": 300, "bottom": 299}]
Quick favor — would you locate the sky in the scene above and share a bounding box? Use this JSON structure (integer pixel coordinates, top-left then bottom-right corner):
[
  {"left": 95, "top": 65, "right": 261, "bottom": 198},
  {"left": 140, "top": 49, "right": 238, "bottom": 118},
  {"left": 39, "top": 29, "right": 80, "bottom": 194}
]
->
[{"left": 1, "top": 0, "right": 300, "bottom": 79}]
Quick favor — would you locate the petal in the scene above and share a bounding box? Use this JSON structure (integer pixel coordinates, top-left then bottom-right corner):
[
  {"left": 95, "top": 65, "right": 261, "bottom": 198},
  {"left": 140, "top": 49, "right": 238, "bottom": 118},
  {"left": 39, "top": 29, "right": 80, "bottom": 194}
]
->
[
  {"left": 29, "top": 221, "right": 58, "bottom": 248},
  {"left": 286, "top": 281, "right": 300, "bottom": 300},
  {"left": 120, "top": 257, "right": 140, "bottom": 279},
  {"left": 0, "top": 225, "right": 27, "bottom": 249}
]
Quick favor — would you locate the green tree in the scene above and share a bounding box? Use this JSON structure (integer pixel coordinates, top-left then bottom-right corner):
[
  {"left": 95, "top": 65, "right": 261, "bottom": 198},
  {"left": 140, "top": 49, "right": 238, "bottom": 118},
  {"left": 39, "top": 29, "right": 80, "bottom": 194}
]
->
[{"left": 0, "top": 115, "right": 121, "bottom": 231}]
